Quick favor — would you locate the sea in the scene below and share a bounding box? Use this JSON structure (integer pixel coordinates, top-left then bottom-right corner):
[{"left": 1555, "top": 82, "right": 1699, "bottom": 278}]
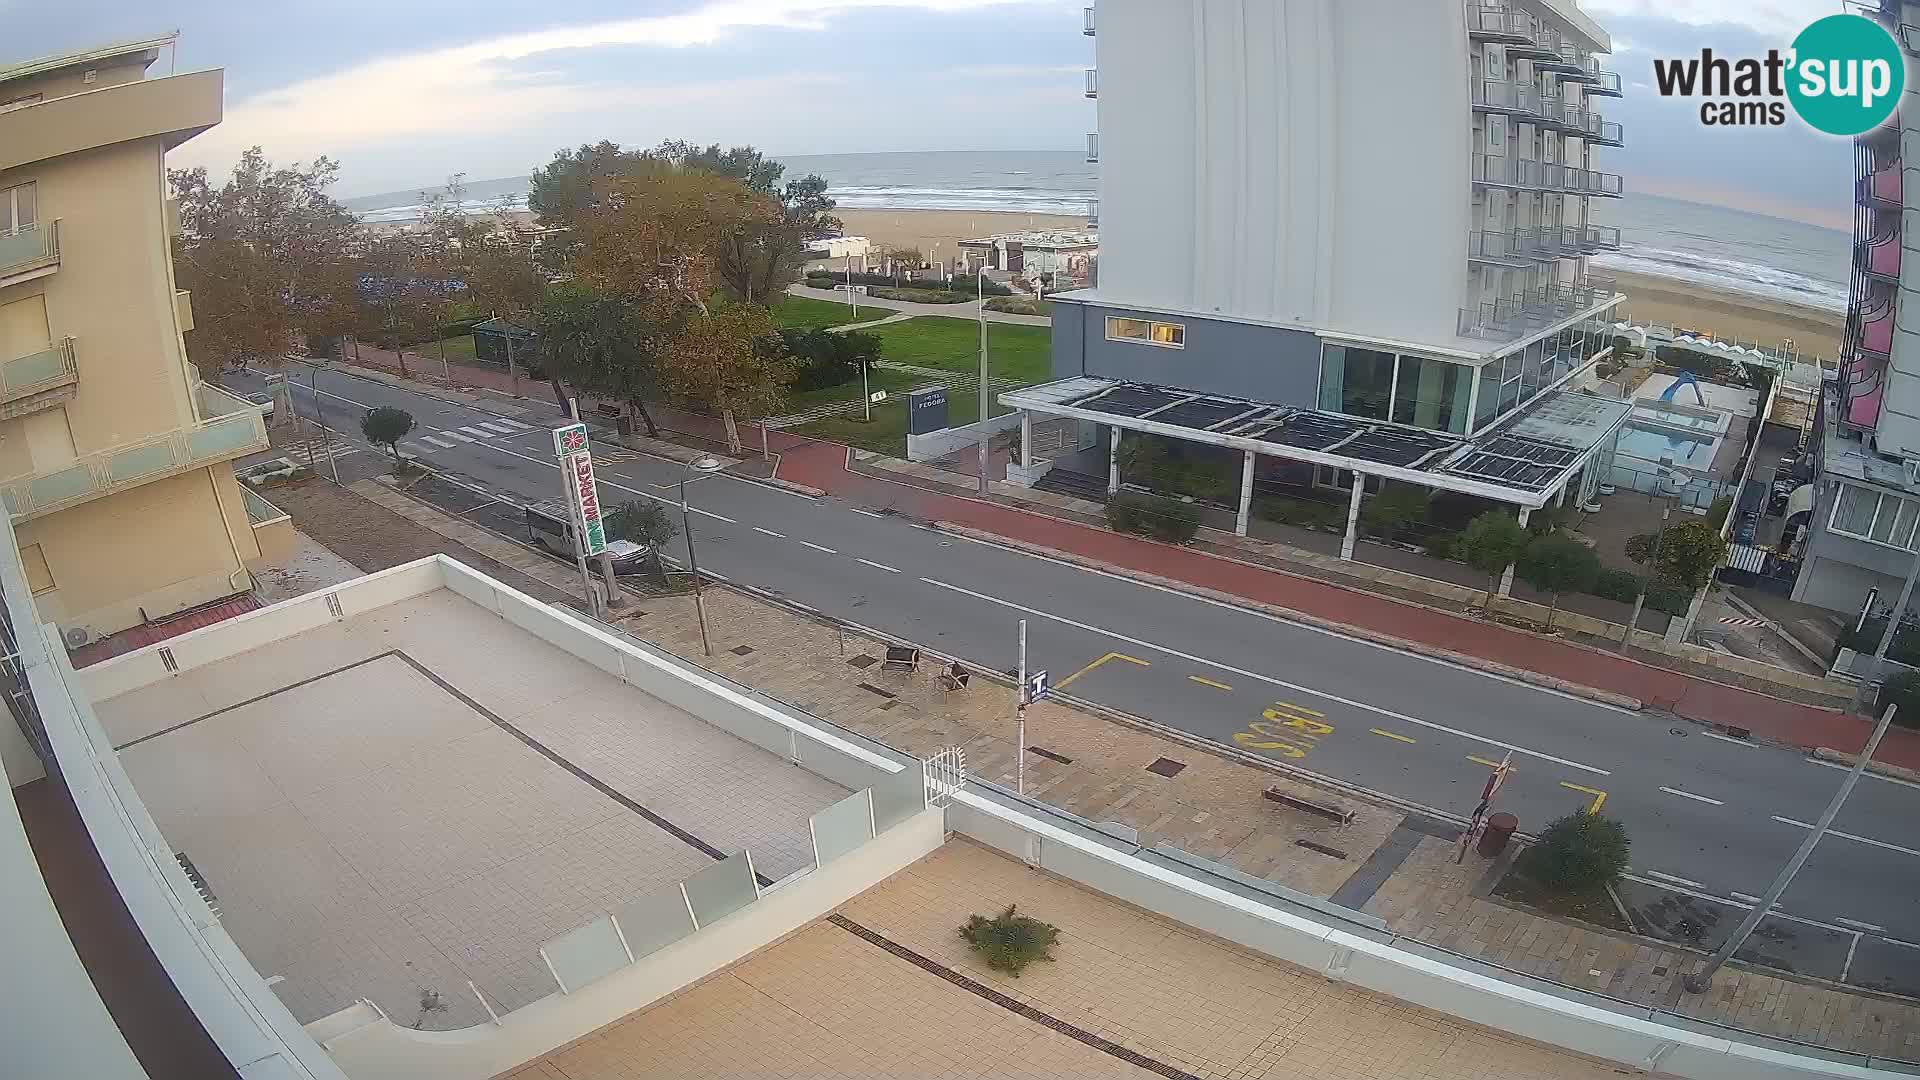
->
[{"left": 342, "top": 149, "right": 1852, "bottom": 313}]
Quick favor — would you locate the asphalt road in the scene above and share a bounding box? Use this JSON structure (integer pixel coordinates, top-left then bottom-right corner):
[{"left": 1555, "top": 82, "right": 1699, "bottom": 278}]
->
[{"left": 232, "top": 363, "right": 1920, "bottom": 994}]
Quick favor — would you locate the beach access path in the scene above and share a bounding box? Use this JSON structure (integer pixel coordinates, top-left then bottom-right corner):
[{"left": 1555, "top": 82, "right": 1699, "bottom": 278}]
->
[{"left": 786, "top": 282, "right": 1054, "bottom": 325}]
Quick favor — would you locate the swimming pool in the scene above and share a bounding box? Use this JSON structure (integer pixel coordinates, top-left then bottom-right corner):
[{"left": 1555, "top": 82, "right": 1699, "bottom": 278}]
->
[{"left": 1614, "top": 423, "right": 1717, "bottom": 469}]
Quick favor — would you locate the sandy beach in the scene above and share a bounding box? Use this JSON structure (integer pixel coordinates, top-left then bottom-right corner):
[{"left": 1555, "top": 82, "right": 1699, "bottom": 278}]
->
[{"left": 834, "top": 208, "right": 1844, "bottom": 361}]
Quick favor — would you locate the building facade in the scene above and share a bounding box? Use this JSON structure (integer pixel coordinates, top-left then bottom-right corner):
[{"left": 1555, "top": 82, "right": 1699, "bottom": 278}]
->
[
  {"left": 0, "top": 38, "right": 270, "bottom": 646},
  {"left": 1792, "top": 1, "right": 1920, "bottom": 616},
  {"left": 1008, "top": 0, "right": 1630, "bottom": 569}
]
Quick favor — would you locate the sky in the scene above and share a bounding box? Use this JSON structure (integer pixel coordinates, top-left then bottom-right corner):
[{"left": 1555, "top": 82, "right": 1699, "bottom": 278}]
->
[{"left": 0, "top": 0, "right": 1863, "bottom": 227}]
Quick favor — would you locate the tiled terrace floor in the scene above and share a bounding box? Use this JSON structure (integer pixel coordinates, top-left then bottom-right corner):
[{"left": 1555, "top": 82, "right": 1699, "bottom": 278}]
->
[{"left": 93, "top": 589, "right": 848, "bottom": 1029}]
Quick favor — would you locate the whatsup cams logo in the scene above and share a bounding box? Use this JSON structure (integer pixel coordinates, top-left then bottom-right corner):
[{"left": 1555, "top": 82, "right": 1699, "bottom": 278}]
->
[{"left": 1652, "top": 13, "right": 1905, "bottom": 135}]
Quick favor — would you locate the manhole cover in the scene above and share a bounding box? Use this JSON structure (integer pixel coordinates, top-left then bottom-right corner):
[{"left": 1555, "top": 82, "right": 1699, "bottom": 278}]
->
[
  {"left": 1146, "top": 757, "right": 1186, "bottom": 778},
  {"left": 730, "top": 645, "right": 755, "bottom": 656}
]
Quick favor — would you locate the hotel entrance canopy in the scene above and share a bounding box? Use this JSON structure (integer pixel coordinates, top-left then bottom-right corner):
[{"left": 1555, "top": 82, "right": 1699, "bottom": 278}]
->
[{"left": 999, "top": 377, "right": 1632, "bottom": 509}]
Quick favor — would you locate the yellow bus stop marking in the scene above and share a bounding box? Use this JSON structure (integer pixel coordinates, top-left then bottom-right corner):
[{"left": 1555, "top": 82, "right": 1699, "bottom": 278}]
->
[
  {"left": 1055, "top": 651, "right": 1150, "bottom": 691},
  {"left": 1188, "top": 675, "right": 1233, "bottom": 691},
  {"left": 1370, "top": 728, "right": 1417, "bottom": 744},
  {"left": 1560, "top": 782, "right": 1608, "bottom": 815}
]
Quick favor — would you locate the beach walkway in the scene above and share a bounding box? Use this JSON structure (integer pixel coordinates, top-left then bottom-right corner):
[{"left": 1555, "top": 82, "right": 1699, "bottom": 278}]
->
[{"left": 786, "top": 282, "right": 1054, "bottom": 325}]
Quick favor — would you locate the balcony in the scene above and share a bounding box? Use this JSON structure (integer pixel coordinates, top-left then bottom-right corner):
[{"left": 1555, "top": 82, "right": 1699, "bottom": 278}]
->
[
  {"left": 1471, "top": 79, "right": 1546, "bottom": 118},
  {"left": 0, "top": 382, "right": 269, "bottom": 522},
  {"left": 1565, "top": 167, "right": 1625, "bottom": 198},
  {"left": 1511, "top": 224, "right": 1584, "bottom": 259},
  {"left": 241, "top": 484, "right": 295, "bottom": 566},
  {"left": 0, "top": 220, "right": 59, "bottom": 289},
  {"left": 0, "top": 338, "right": 78, "bottom": 420},
  {"left": 1457, "top": 281, "right": 1616, "bottom": 341},
  {"left": 1085, "top": 68, "right": 1097, "bottom": 99},
  {"left": 1465, "top": 2, "right": 1539, "bottom": 46},
  {"left": 1468, "top": 230, "right": 1531, "bottom": 267},
  {"left": 1535, "top": 41, "right": 1587, "bottom": 76},
  {"left": 1087, "top": 199, "right": 1099, "bottom": 230},
  {"left": 1579, "top": 224, "right": 1623, "bottom": 252},
  {"left": 1084, "top": 5, "right": 1095, "bottom": 35},
  {"left": 1583, "top": 62, "right": 1623, "bottom": 97},
  {"left": 1086, "top": 132, "right": 1099, "bottom": 163}
]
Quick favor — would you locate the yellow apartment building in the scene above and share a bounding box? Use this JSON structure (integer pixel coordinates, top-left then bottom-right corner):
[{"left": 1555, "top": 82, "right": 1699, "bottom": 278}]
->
[{"left": 0, "top": 37, "right": 275, "bottom": 647}]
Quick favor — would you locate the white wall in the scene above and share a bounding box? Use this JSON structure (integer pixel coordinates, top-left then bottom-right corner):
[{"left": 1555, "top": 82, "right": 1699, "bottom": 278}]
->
[{"left": 1095, "top": 0, "right": 1472, "bottom": 349}]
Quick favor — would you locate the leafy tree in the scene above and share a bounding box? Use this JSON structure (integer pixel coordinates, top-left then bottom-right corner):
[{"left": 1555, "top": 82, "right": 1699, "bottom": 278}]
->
[
  {"left": 605, "top": 499, "right": 678, "bottom": 582},
  {"left": 660, "top": 302, "right": 796, "bottom": 453},
  {"left": 360, "top": 406, "right": 415, "bottom": 465},
  {"left": 1625, "top": 520, "right": 1727, "bottom": 590},
  {"left": 1517, "top": 534, "right": 1601, "bottom": 629},
  {"left": 418, "top": 175, "right": 546, "bottom": 328},
  {"left": 1877, "top": 670, "right": 1920, "bottom": 730},
  {"left": 352, "top": 234, "right": 443, "bottom": 376},
  {"left": 646, "top": 140, "right": 842, "bottom": 302},
  {"left": 1361, "top": 483, "right": 1430, "bottom": 543},
  {"left": 1517, "top": 813, "right": 1630, "bottom": 894},
  {"left": 782, "top": 327, "right": 879, "bottom": 392},
  {"left": 1457, "top": 510, "right": 1529, "bottom": 609},
  {"left": 537, "top": 283, "right": 668, "bottom": 437},
  {"left": 959, "top": 905, "right": 1059, "bottom": 975},
  {"left": 169, "top": 147, "right": 359, "bottom": 421}
]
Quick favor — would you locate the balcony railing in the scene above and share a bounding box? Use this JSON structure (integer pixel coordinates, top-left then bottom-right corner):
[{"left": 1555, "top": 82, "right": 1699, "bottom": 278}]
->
[
  {"left": 0, "top": 338, "right": 78, "bottom": 415},
  {"left": 0, "top": 220, "right": 59, "bottom": 284},
  {"left": 241, "top": 485, "right": 290, "bottom": 528},
  {"left": 1085, "top": 68, "right": 1097, "bottom": 98},
  {"left": 1584, "top": 63, "right": 1623, "bottom": 97},
  {"left": 1579, "top": 224, "right": 1623, "bottom": 251},
  {"left": 1087, "top": 199, "right": 1099, "bottom": 229},
  {"left": 1086, "top": 132, "right": 1099, "bottom": 163},
  {"left": 1511, "top": 224, "right": 1585, "bottom": 259},
  {"left": 1471, "top": 79, "right": 1545, "bottom": 117},
  {"left": 1565, "top": 166, "right": 1625, "bottom": 197},
  {"left": 1458, "top": 281, "right": 1616, "bottom": 341},
  {"left": 1536, "top": 40, "right": 1588, "bottom": 75},
  {"left": 1084, "top": 5, "right": 1095, "bottom": 35},
  {"left": 1469, "top": 230, "right": 1531, "bottom": 266},
  {"left": 1472, "top": 155, "right": 1624, "bottom": 199},
  {"left": 0, "top": 382, "right": 269, "bottom": 522},
  {"left": 1465, "top": 2, "right": 1540, "bottom": 46}
]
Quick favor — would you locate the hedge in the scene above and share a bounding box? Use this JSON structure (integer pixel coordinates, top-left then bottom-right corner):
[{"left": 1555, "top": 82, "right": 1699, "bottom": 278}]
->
[
  {"left": 805, "top": 269, "right": 1013, "bottom": 296},
  {"left": 1106, "top": 491, "right": 1202, "bottom": 543}
]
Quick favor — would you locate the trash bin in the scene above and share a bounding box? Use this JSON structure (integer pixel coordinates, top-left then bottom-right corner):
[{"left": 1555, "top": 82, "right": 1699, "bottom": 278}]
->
[{"left": 1477, "top": 812, "right": 1518, "bottom": 857}]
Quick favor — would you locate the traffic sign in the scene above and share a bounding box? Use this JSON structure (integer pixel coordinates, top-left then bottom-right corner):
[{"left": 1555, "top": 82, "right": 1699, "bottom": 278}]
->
[
  {"left": 869, "top": 390, "right": 889, "bottom": 404},
  {"left": 1024, "top": 669, "right": 1049, "bottom": 706},
  {"left": 263, "top": 372, "right": 287, "bottom": 385}
]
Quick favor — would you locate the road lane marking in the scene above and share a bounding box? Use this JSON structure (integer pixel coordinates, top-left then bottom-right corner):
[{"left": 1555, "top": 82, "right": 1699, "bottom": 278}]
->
[
  {"left": 1560, "top": 782, "right": 1608, "bottom": 815},
  {"left": 850, "top": 508, "right": 886, "bottom": 519},
  {"left": 753, "top": 527, "right": 786, "bottom": 538},
  {"left": 1730, "top": 890, "right": 1763, "bottom": 903},
  {"left": 1659, "top": 786, "right": 1724, "bottom": 805},
  {"left": 447, "top": 437, "right": 739, "bottom": 522},
  {"left": 460, "top": 426, "right": 495, "bottom": 438},
  {"left": 480, "top": 421, "right": 518, "bottom": 434},
  {"left": 1807, "top": 757, "right": 1920, "bottom": 791},
  {"left": 798, "top": 540, "right": 838, "bottom": 554},
  {"left": 1702, "top": 732, "right": 1755, "bottom": 747},
  {"left": 1643, "top": 870, "right": 1706, "bottom": 889},
  {"left": 856, "top": 558, "right": 902, "bottom": 573},
  {"left": 420, "top": 435, "right": 457, "bottom": 448},
  {"left": 1772, "top": 816, "right": 1920, "bottom": 858},
  {"left": 1467, "top": 754, "right": 1504, "bottom": 768},
  {"left": 918, "top": 576, "right": 1611, "bottom": 776},
  {"left": 1370, "top": 728, "right": 1417, "bottom": 744},
  {"left": 1055, "top": 651, "right": 1151, "bottom": 691},
  {"left": 438, "top": 429, "right": 476, "bottom": 442},
  {"left": 497, "top": 418, "right": 533, "bottom": 430},
  {"left": 1835, "top": 917, "right": 1887, "bottom": 932},
  {"left": 1188, "top": 675, "right": 1232, "bottom": 691}
]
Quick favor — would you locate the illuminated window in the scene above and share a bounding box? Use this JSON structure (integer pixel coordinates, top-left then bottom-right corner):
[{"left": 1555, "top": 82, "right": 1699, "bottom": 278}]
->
[
  {"left": 1106, "top": 317, "right": 1150, "bottom": 341},
  {"left": 1105, "top": 316, "right": 1185, "bottom": 349}
]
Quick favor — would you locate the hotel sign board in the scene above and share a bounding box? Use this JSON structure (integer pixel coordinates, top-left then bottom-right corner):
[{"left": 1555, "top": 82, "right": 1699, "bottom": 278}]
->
[{"left": 552, "top": 423, "right": 606, "bottom": 556}]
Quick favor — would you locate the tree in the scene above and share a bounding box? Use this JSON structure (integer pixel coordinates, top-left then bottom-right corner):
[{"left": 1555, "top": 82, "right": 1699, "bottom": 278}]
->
[
  {"left": 645, "top": 140, "right": 842, "bottom": 302},
  {"left": 1625, "top": 519, "right": 1727, "bottom": 591},
  {"left": 1361, "top": 483, "right": 1430, "bottom": 544},
  {"left": 537, "top": 283, "right": 668, "bottom": 437},
  {"left": 169, "top": 147, "right": 359, "bottom": 422},
  {"left": 1516, "top": 813, "right": 1630, "bottom": 895},
  {"left": 1517, "top": 534, "right": 1601, "bottom": 629},
  {"left": 782, "top": 327, "right": 878, "bottom": 392},
  {"left": 1457, "top": 510, "right": 1529, "bottom": 609},
  {"left": 360, "top": 406, "right": 415, "bottom": 465},
  {"left": 1877, "top": 670, "right": 1920, "bottom": 730},
  {"left": 659, "top": 302, "right": 796, "bottom": 453},
  {"left": 604, "top": 499, "right": 679, "bottom": 582}
]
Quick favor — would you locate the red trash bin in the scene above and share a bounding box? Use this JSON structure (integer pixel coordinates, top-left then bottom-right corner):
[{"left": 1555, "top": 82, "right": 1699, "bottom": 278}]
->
[{"left": 1477, "top": 812, "right": 1519, "bottom": 857}]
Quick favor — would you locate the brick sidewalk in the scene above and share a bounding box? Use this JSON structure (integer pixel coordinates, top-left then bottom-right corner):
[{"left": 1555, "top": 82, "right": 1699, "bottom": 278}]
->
[{"left": 295, "top": 475, "right": 1920, "bottom": 1061}]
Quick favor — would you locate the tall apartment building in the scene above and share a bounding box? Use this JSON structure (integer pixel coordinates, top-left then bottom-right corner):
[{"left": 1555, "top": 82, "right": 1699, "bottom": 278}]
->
[
  {"left": 1009, "top": 0, "right": 1632, "bottom": 566},
  {"left": 1792, "top": 2, "right": 1920, "bottom": 616},
  {"left": 0, "top": 38, "right": 270, "bottom": 646}
]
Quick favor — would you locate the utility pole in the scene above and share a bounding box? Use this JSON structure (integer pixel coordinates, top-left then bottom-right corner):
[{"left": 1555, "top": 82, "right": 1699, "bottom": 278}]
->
[
  {"left": 846, "top": 253, "right": 857, "bottom": 319},
  {"left": 680, "top": 456, "right": 722, "bottom": 655},
  {"left": 1016, "top": 618, "right": 1028, "bottom": 796},
  {"left": 311, "top": 364, "right": 339, "bottom": 484},
  {"left": 862, "top": 359, "right": 872, "bottom": 422},
  {"left": 1622, "top": 503, "right": 1670, "bottom": 650},
  {"left": 1852, "top": 545, "right": 1920, "bottom": 715},
  {"left": 1683, "top": 703, "right": 1898, "bottom": 993},
  {"left": 502, "top": 315, "right": 521, "bottom": 399},
  {"left": 977, "top": 266, "right": 990, "bottom": 495}
]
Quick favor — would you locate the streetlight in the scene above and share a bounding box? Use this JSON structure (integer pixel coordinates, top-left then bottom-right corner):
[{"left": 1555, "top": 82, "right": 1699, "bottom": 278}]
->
[
  {"left": 976, "top": 263, "right": 990, "bottom": 495},
  {"left": 680, "top": 455, "right": 724, "bottom": 656}
]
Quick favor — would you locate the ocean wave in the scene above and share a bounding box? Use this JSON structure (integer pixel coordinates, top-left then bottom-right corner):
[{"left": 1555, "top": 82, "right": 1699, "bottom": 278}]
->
[
  {"left": 1593, "top": 246, "right": 1849, "bottom": 313},
  {"left": 826, "top": 185, "right": 1094, "bottom": 215}
]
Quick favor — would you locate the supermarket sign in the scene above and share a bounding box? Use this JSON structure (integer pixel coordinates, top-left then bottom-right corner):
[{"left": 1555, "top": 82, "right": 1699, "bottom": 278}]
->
[{"left": 552, "top": 423, "right": 606, "bottom": 556}]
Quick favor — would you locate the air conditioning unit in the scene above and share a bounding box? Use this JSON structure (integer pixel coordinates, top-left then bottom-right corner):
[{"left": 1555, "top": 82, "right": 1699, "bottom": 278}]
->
[{"left": 62, "top": 625, "right": 91, "bottom": 649}]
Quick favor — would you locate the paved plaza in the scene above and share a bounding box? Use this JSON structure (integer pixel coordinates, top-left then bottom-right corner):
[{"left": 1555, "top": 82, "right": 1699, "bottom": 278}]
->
[{"left": 95, "top": 590, "right": 848, "bottom": 1029}]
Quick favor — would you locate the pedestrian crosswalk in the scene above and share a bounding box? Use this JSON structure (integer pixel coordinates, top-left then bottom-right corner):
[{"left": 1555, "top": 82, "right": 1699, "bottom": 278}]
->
[{"left": 399, "top": 416, "right": 535, "bottom": 457}]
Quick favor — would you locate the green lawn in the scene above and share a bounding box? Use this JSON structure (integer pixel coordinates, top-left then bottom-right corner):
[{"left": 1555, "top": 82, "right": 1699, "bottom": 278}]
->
[
  {"left": 404, "top": 334, "right": 477, "bottom": 362},
  {"left": 864, "top": 317, "right": 1052, "bottom": 384},
  {"left": 791, "top": 386, "right": 1013, "bottom": 458},
  {"left": 770, "top": 294, "right": 893, "bottom": 331},
  {"left": 782, "top": 366, "right": 921, "bottom": 410}
]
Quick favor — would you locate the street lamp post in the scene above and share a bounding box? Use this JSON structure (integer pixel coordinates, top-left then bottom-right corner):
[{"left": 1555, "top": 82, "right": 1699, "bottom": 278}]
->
[
  {"left": 680, "top": 455, "right": 724, "bottom": 656},
  {"left": 311, "top": 363, "right": 339, "bottom": 484},
  {"left": 977, "top": 265, "right": 989, "bottom": 495},
  {"left": 1851, "top": 545, "right": 1920, "bottom": 715}
]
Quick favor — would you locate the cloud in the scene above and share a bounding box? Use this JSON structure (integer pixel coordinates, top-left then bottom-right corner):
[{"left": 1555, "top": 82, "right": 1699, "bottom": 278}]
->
[
  {"left": 1582, "top": 0, "right": 1838, "bottom": 39},
  {"left": 172, "top": 0, "right": 1040, "bottom": 174}
]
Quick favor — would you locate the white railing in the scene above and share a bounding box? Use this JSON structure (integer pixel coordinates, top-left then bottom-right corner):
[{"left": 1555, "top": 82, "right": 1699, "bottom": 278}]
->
[
  {"left": 0, "top": 337, "right": 77, "bottom": 404},
  {"left": 1085, "top": 132, "right": 1099, "bottom": 163},
  {"left": 1085, "top": 67, "right": 1097, "bottom": 98},
  {"left": 0, "top": 219, "right": 59, "bottom": 279}
]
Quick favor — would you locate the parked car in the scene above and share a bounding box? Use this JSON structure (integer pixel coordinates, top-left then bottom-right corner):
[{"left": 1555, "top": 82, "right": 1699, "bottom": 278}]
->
[
  {"left": 524, "top": 507, "right": 649, "bottom": 573},
  {"left": 245, "top": 391, "right": 273, "bottom": 420}
]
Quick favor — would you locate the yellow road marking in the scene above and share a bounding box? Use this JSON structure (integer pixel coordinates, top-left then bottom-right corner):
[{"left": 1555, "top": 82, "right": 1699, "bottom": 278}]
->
[
  {"left": 1261, "top": 708, "right": 1334, "bottom": 735},
  {"left": 1560, "top": 782, "right": 1608, "bottom": 815},
  {"left": 1188, "top": 675, "right": 1233, "bottom": 691},
  {"left": 1055, "top": 651, "right": 1150, "bottom": 691},
  {"left": 1370, "top": 728, "right": 1416, "bottom": 744},
  {"left": 1233, "top": 732, "right": 1306, "bottom": 757},
  {"left": 1468, "top": 754, "right": 1505, "bottom": 768}
]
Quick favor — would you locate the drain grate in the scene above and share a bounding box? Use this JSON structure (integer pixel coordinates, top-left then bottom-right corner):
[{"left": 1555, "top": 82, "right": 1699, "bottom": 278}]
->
[
  {"left": 730, "top": 645, "right": 755, "bottom": 656},
  {"left": 857, "top": 682, "right": 897, "bottom": 699},
  {"left": 1027, "top": 746, "right": 1073, "bottom": 765},
  {"left": 175, "top": 851, "right": 219, "bottom": 915},
  {"left": 1145, "top": 757, "right": 1186, "bottom": 778},
  {"left": 1295, "top": 839, "right": 1348, "bottom": 860},
  {"left": 846, "top": 654, "right": 877, "bottom": 669}
]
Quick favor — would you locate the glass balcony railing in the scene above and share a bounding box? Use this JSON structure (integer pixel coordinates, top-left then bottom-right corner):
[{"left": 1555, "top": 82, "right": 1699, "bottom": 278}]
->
[
  {"left": 241, "top": 485, "right": 290, "bottom": 527},
  {"left": 1086, "top": 132, "right": 1099, "bottom": 163},
  {"left": 1083, "top": 5, "right": 1095, "bottom": 35},
  {"left": 1536, "top": 40, "right": 1587, "bottom": 75},
  {"left": 0, "top": 382, "right": 269, "bottom": 521},
  {"left": 1584, "top": 63, "right": 1623, "bottom": 97},
  {"left": 1469, "top": 230, "right": 1529, "bottom": 265},
  {"left": 1565, "top": 167, "right": 1625, "bottom": 197},
  {"left": 1087, "top": 199, "right": 1099, "bottom": 229},
  {"left": 1472, "top": 156, "right": 1624, "bottom": 199},
  {"left": 1579, "top": 224, "right": 1623, "bottom": 251},
  {"left": 0, "top": 221, "right": 59, "bottom": 281},
  {"left": 1471, "top": 79, "right": 1545, "bottom": 116},
  {"left": 1085, "top": 68, "right": 1097, "bottom": 98},
  {"left": 1458, "top": 281, "right": 1616, "bottom": 341},
  {"left": 0, "top": 338, "right": 77, "bottom": 408}
]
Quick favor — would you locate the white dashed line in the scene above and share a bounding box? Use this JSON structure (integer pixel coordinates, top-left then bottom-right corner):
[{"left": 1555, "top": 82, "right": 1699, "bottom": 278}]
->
[
  {"left": 420, "top": 435, "right": 457, "bottom": 448},
  {"left": 1658, "top": 786, "right": 1724, "bottom": 805},
  {"left": 857, "top": 559, "right": 902, "bottom": 573},
  {"left": 1702, "top": 732, "right": 1755, "bottom": 747},
  {"left": 1835, "top": 917, "right": 1887, "bottom": 933},
  {"left": 1807, "top": 757, "right": 1920, "bottom": 791},
  {"left": 1772, "top": 816, "right": 1920, "bottom": 858},
  {"left": 753, "top": 527, "right": 786, "bottom": 538},
  {"left": 1642, "top": 870, "right": 1706, "bottom": 889},
  {"left": 497, "top": 418, "right": 533, "bottom": 430},
  {"left": 798, "top": 540, "right": 837, "bottom": 554},
  {"left": 919, "top": 576, "right": 1609, "bottom": 775},
  {"left": 849, "top": 508, "right": 886, "bottom": 519}
]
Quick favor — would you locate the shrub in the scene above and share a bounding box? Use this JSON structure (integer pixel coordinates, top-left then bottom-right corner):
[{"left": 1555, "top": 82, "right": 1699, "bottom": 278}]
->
[
  {"left": 1516, "top": 813, "right": 1630, "bottom": 894},
  {"left": 1877, "top": 671, "right": 1920, "bottom": 729},
  {"left": 869, "top": 287, "right": 970, "bottom": 304},
  {"left": 1837, "top": 616, "right": 1920, "bottom": 667},
  {"left": 781, "top": 327, "right": 879, "bottom": 392},
  {"left": 360, "top": 406, "right": 415, "bottom": 464},
  {"left": 1422, "top": 532, "right": 1458, "bottom": 561},
  {"left": 1362, "top": 483, "right": 1430, "bottom": 543},
  {"left": 1457, "top": 511, "right": 1528, "bottom": 607},
  {"left": 985, "top": 296, "right": 1053, "bottom": 316},
  {"left": 805, "top": 269, "right": 1012, "bottom": 296},
  {"left": 959, "top": 905, "right": 1059, "bottom": 975},
  {"left": 1591, "top": 567, "right": 1641, "bottom": 603},
  {"left": 1254, "top": 495, "right": 1344, "bottom": 531},
  {"left": 1517, "top": 534, "right": 1601, "bottom": 628},
  {"left": 1106, "top": 491, "right": 1201, "bottom": 543}
]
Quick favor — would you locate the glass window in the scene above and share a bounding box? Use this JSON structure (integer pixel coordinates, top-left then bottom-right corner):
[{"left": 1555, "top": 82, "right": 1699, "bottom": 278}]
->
[
  {"left": 1106, "top": 317, "right": 1150, "bottom": 342},
  {"left": 1519, "top": 339, "right": 1548, "bottom": 402},
  {"left": 1328, "top": 346, "right": 1395, "bottom": 421},
  {"left": 1, "top": 182, "right": 35, "bottom": 235},
  {"left": 1474, "top": 360, "right": 1501, "bottom": 430},
  {"left": 1832, "top": 485, "right": 1883, "bottom": 538},
  {"left": 1150, "top": 322, "right": 1184, "bottom": 347},
  {"left": 1872, "top": 498, "right": 1901, "bottom": 544},
  {"left": 1393, "top": 355, "right": 1472, "bottom": 434},
  {"left": 1319, "top": 345, "right": 1347, "bottom": 412}
]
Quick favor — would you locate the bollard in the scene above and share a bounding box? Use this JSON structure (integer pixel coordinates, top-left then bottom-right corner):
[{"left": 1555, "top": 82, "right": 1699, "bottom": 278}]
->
[{"left": 1477, "top": 812, "right": 1519, "bottom": 857}]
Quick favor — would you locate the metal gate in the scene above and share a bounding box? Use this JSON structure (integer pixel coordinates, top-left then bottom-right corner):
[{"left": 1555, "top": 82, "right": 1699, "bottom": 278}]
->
[
  {"left": 1726, "top": 544, "right": 1771, "bottom": 574},
  {"left": 922, "top": 747, "right": 967, "bottom": 807}
]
